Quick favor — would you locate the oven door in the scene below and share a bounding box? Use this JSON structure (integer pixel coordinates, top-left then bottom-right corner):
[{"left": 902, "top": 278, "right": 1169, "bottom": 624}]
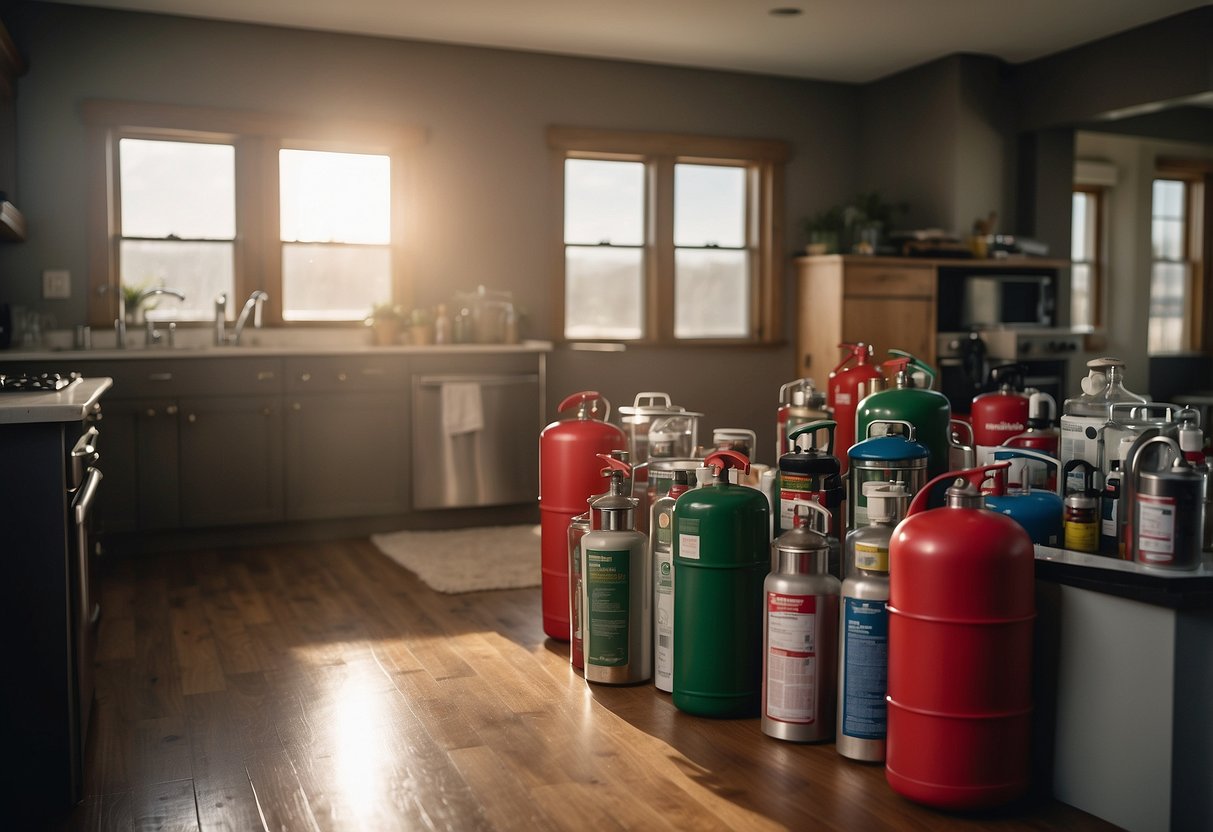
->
[{"left": 69, "top": 464, "right": 102, "bottom": 802}]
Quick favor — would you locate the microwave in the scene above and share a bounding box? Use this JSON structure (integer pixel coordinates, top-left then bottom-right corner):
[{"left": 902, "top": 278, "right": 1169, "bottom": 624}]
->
[{"left": 959, "top": 274, "right": 1055, "bottom": 329}]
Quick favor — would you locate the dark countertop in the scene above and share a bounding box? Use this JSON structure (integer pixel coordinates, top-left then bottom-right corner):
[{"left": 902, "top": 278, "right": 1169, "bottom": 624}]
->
[{"left": 1035, "top": 545, "right": 1213, "bottom": 610}]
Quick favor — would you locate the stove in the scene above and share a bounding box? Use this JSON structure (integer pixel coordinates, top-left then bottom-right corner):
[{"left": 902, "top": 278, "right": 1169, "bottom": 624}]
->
[{"left": 0, "top": 372, "right": 80, "bottom": 392}]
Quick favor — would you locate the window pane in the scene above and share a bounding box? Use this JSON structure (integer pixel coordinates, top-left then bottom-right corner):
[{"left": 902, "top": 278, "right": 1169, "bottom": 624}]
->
[
  {"left": 1153, "top": 179, "right": 1184, "bottom": 219},
  {"left": 564, "top": 159, "right": 644, "bottom": 246},
  {"left": 1071, "top": 192, "right": 1091, "bottom": 261},
  {"left": 1148, "top": 261, "right": 1186, "bottom": 353},
  {"left": 1152, "top": 218, "right": 1184, "bottom": 260},
  {"left": 1071, "top": 263, "right": 1091, "bottom": 328},
  {"left": 120, "top": 139, "right": 234, "bottom": 239},
  {"left": 675, "top": 164, "right": 745, "bottom": 248},
  {"left": 674, "top": 249, "right": 748, "bottom": 338},
  {"left": 280, "top": 149, "right": 390, "bottom": 244},
  {"left": 120, "top": 240, "right": 233, "bottom": 321},
  {"left": 565, "top": 246, "right": 643, "bottom": 339},
  {"left": 282, "top": 243, "right": 391, "bottom": 321}
]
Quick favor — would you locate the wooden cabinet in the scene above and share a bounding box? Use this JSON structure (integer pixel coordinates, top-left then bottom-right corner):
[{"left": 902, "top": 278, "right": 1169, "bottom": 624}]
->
[
  {"left": 96, "top": 397, "right": 179, "bottom": 532},
  {"left": 283, "top": 355, "right": 409, "bottom": 520},
  {"left": 795, "top": 256, "right": 937, "bottom": 378}
]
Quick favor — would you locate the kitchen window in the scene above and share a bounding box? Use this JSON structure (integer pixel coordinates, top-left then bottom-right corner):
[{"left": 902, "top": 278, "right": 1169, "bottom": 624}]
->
[
  {"left": 85, "top": 100, "right": 421, "bottom": 328},
  {"left": 1069, "top": 185, "right": 1103, "bottom": 330},
  {"left": 1148, "top": 176, "right": 1196, "bottom": 353},
  {"left": 550, "top": 127, "right": 790, "bottom": 345}
]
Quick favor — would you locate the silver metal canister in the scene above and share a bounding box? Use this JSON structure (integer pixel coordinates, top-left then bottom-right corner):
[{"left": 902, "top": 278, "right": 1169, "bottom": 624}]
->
[
  {"left": 1129, "top": 436, "right": 1204, "bottom": 570},
  {"left": 762, "top": 501, "right": 840, "bottom": 742},
  {"left": 846, "top": 420, "right": 929, "bottom": 529}
]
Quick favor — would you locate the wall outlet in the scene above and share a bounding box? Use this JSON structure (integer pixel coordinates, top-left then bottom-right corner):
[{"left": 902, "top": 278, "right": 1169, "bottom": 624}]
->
[{"left": 43, "top": 269, "right": 71, "bottom": 300}]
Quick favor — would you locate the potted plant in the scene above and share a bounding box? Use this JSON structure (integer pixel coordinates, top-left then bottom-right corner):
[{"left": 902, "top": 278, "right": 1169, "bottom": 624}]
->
[
  {"left": 802, "top": 206, "right": 845, "bottom": 255},
  {"left": 367, "top": 302, "right": 404, "bottom": 347},
  {"left": 845, "top": 191, "right": 908, "bottom": 254},
  {"left": 408, "top": 307, "right": 434, "bottom": 345}
]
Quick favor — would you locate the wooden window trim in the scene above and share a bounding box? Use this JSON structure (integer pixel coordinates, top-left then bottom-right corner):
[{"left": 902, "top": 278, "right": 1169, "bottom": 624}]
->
[
  {"left": 84, "top": 99, "right": 424, "bottom": 328},
  {"left": 548, "top": 126, "right": 790, "bottom": 346}
]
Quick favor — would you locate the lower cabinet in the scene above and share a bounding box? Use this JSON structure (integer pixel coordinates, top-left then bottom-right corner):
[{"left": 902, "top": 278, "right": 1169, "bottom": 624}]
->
[
  {"left": 89, "top": 397, "right": 180, "bottom": 534},
  {"left": 178, "top": 396, "right": 284, "bottom": 527},
  {"left": 284, "top": 391, "right": 409, "bottom": 520}
]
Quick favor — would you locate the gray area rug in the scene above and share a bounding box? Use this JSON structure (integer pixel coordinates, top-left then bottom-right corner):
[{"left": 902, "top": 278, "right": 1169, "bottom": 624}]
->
[{"left": 370, "top": 524, "right": 542, "bottom": 594}]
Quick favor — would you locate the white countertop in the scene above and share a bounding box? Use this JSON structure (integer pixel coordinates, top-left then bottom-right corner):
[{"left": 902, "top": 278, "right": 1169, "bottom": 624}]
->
[
  {"left": 0, "top": 377, "right": 113, "bottom": 424},
  {"left": 0, "top": 339, "right": 553, "bottom": 361}
]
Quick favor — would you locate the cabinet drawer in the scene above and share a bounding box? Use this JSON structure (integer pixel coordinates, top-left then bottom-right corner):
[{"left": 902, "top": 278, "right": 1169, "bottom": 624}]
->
[
  {"left": 844, "top": 265, "right": 934, "bottom": 297},
  {"left": 171, "top": 358, "right": 284, "bottom": 396},
  {"left": 79, "top": 360, "right": 182, "bottom": 398},
  {"left": 284, "top": 355, "right": 409, "bottom": 393}
]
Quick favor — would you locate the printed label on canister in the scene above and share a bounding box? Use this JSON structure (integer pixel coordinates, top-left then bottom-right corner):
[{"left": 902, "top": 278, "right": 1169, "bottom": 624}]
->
[
  {"left": 841, "top": 596, "right": 888, "bottom": 740},
  {"left": 586, "top": 549, "right": 629, "bottom": 667},
  {"left": 1136, "top": 493, "right": 1177, "bottom": 562},
  {"left": 1063, "top": 507, "right": 1099, "bottom": 553},
  {"left": 853, "top": 542, "right": 888, "bottom": 572},
  {"left": 765, "top": 593, "right": 817, "bottom": 724},
  {"left": 655, "top": 556, "right": 673, "bottom": 690},
  {"left": 1060, "top": 415, "right": 1103, "bottom": 490},
  {"left": 656, "top": 507, "right": 673, "bottom": 546}
]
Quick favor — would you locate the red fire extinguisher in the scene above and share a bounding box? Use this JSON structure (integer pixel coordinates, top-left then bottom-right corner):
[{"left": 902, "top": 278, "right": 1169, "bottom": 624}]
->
[
  {"left": 971, "top": 364, "right": 1030, "bottom": 467},
  {"left": 539, "top": 391, "right": 628, "bottom": 641},
  {"left": 886, "top": 461, "right": 1035, "bottom": 810},
  {"left": 828, "top": 343, "right": 883, "bottom": 473}
]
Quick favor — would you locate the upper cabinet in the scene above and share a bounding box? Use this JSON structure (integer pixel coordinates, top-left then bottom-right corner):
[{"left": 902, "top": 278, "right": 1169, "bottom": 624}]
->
[{"left": 0, "top": 16, "right": 25, "bottom": 241}]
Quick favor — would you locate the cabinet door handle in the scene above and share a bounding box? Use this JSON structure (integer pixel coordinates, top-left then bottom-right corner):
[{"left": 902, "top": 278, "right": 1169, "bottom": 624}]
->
[
  {"left": 147, "top": 372, "right": 173, "bottom": 382},
  {"left": 300, "top": 372, "right": 311, "bottom": 382},
  {"left": 187, "top": 413, "right": 197, "bottom": 423},
  {"left": 257, "top": 370, "right": 275, "bottom": 382},
  {"left": 166, "top": 404, "right": 178, "bottom": 415},
  {"left": 292, "top": 402, "right": 302, "bottom": 411},
  {"left": 337, "top": 372, "right": 348, "bottom": 382}
]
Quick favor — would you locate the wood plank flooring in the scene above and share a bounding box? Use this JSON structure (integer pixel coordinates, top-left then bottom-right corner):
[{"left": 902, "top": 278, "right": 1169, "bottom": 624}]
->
[{"left": 49, "top": 538, "right": 1114, "bottom": 831}]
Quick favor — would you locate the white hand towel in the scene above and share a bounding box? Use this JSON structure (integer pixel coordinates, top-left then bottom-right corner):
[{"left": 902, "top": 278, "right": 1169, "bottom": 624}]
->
[{"left": 441, "top": 382, "right": 485, "bottom": 435}]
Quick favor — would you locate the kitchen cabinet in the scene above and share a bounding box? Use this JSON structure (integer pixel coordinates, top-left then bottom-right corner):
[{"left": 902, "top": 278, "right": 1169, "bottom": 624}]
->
[
  {"left": 179, "top": 394, "right": 283, "bottom": 527},
  {"left": 283, "top": 355, "right": 409, "bottom": 520},
  {"left": 96, "top": 397, "right": 179, "bottom": 532},
  {"left": 795, "top": 255, "right": 937, "bottom": 378}
]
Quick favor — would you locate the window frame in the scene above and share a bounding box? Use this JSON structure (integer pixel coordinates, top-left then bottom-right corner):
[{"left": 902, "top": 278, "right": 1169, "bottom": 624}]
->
[
  {"left": 84, "top": 99, "right": 423, "bottom": 328},
  {"left": 548, "top": 126, "right": 790, "bottom": 346},
  {"left": 1155, "top": 158, "right": 1211, "bottom": 353},
  {"left": 1070, "top": 184, "right": 1105, "bottom": 330}
]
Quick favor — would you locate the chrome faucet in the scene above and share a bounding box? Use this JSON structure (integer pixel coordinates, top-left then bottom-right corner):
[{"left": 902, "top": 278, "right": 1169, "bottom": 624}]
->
[
  {"left": 214, "top": 290, "right": 269, "bottom": 346},
  {"left": 137, "top": 288, "right": 186, "bottom": 347}
]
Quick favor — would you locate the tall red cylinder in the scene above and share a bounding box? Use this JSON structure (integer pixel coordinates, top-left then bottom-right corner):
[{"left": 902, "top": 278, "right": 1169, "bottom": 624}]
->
[
  {"left": 886, "top": 463, "right": 1035, "bottom": 810},
  {"left": 828, "top": 343, "right": 882, "bottom": 473},
  {"left": 539, "top": 391, "right": 627, "bottom": 641}
]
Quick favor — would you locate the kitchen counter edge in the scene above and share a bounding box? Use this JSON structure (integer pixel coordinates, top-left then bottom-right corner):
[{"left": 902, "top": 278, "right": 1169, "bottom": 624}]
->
[
  {"left": 0, "top": 377, "right": 112, "bottom": 424},
  {"left": 1, "top": 340, "right": 553, "bottom": 361}
]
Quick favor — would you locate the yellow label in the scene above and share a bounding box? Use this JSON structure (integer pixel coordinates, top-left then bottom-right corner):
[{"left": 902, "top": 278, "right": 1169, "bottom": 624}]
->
[
  {"left": 1064, "top": 521, "right": 1099, "bottom": 554},
  {"left": 854, "top": 542, "right": 889, "bottom": 572}
]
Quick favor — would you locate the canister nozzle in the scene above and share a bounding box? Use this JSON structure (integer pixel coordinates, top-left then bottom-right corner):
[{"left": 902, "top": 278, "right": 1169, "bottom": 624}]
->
[
  {"left": 862, "top": 481, "right": 910, "bottom": 524},
  {"left": 559, "top": 390, "right": 611, "bottom": 422},
  {"left": 591, "top": 453, "right": 637, "bottom": 530},
  {"left": 793, "top": 499, "right": 831, "bottom": 535},
  {"left": 831, "top": 342, "right": 873, "bottom": 375},
  {"left": 907, "top": 461, "right": 1011, "bottom": 516}
]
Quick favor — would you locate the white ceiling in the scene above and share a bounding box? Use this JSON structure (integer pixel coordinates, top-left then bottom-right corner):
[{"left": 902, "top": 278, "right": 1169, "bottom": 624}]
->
[{"left": 42, "top": 0, "right": 1211, "bottom": 83}]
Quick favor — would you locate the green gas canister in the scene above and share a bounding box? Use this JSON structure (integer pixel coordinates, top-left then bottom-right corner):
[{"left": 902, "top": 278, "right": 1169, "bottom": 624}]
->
[
  {"left": 672, "top": 449, "right": 770, "bottom": 717},
  {"left": 856, "top": 353, "right": 953, "bottom": 479}
]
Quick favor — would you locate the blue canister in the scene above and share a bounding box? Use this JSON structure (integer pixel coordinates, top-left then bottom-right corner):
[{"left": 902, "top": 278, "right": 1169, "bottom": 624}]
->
[
  {"left": 847, "top": 419, "right": 930, "bottom": 530},
  {"left": 985, "top": 448, "right": 1063, "bottom": 546}
]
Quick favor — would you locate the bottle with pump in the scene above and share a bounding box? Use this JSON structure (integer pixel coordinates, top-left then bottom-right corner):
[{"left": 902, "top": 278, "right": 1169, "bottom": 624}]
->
[
  {"left": 581, "top": 455, "right": 651, "bottom": 685},
  {"left": 762, "top": 501, "right": 840, "bottom": 742},
  {"left": 650, "top": 467, "right": 696, "bottom": 693},
  {"left": 837, "top": 481, "right": 908, "bottom": 762},
  {"left": 568, "top": 449, "right": 629, "bottom": 670},
  {"left": 1060, "top": 357, "right": 1146, "bottom": 491},
  {"left": 673, "top": 450, "right": 770, "bottom": 717}
]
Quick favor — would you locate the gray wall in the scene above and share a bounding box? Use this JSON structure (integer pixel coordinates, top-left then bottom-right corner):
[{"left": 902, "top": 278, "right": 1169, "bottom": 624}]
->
[{"left": 0, "top": 3, "right": 863, "bottom": 462}]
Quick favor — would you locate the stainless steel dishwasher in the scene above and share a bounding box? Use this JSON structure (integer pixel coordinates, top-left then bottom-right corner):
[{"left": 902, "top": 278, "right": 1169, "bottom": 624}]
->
[{"left": 412, "top": 373, "right": 541, "bottom": 509}]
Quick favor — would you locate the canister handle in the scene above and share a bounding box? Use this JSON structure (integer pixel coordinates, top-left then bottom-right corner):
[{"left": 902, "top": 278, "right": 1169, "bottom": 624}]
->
[
  {"left": 1107, "top": 401, "right": 1183, "bottom": 424},
  {"left": 629, "top": 391, "right": 672, "bottom": 410},
  {"left": 1127, "top": 435, "right": 1184, "bottom": 481},
  {"left": 864, "top": 419, "right": 916, "bottom": 442},
  {"left": 906, "top": 461, "right": 1010, "bottom": 517},
  {"left": 831, "top": 342, "right": 871, "bottom": 375},
  {"left": 1062, "top": 459, "right": 1096, "bottom": 496},
  {"left": 558, "top": 390, "right": 611, "bottom": 421},
  {"left": 779, "top": 377, "right": 815, "bottom": 404},
  {"left": 705, "top": 449, "right": 750, "bottom": 477},
  {"left": 950, "top": 418, "right": 975, "bottom": 447},
  {"left": 596, "top": 453, "right": 632, "bottom": 477},
  {"left": 789, "top": 420, "right": 836, "bottom": 456},
  {"left": 888, "top": 349, "right": 937, "bottom": 387},
  {"left": 992, "top": 447, "right": 1061, "bottom": 495},
  {"left": 793, "top": 499, "right": 831, "bottom": 533}
]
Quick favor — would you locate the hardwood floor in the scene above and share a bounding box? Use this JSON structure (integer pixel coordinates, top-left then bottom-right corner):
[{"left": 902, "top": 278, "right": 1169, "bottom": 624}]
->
[{"left": 51, "top": 538, "right": 1113, "bottom": 831}]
